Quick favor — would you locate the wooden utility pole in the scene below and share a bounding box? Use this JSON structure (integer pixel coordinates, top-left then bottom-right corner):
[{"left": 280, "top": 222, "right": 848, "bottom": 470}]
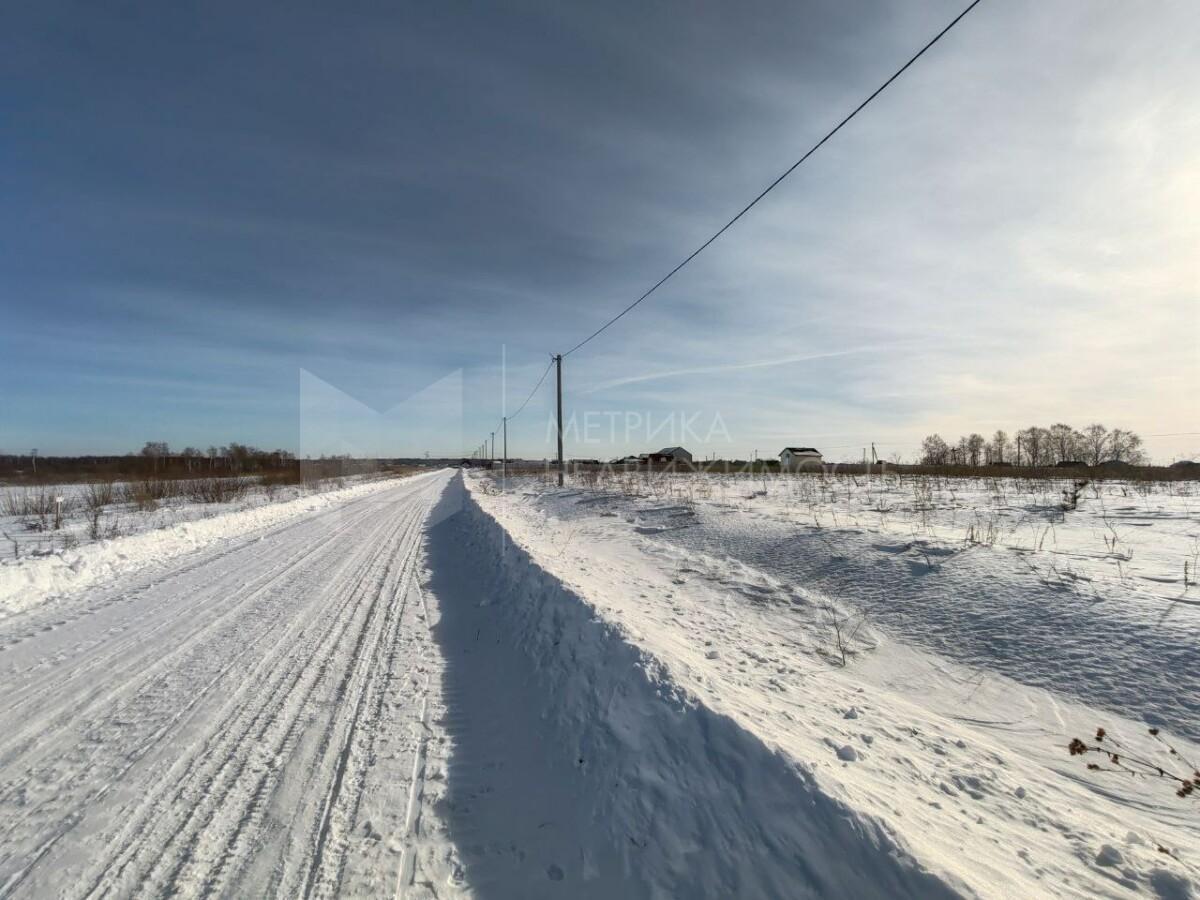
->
[
  {"left": 490, "top": 431, "right": 495, "bottom": 464},
  {"left": 555, "top": 354, "right": 564, "bottom": 487},
  {"left": 502, "top": 417, "right": 507, "bottom": 482}
]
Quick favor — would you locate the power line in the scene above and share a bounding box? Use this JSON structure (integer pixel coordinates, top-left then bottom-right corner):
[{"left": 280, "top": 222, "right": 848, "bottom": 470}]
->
[
  {"left": 481, "top": 357, "right": 556, "bottom": 457},
  {"left": 562, "top": 0, "right": 986, "bottom": 358},
  {"left": 501, "top": 356, "right": 556, "bottom": 429},
  {"left": 492, "top": 0, "right": 987, "bottom": 459}
]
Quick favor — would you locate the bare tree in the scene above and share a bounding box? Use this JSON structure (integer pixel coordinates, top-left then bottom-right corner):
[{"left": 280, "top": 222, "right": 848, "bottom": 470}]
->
[
  {"left": 1049, "top": 423, "right": 1081, "bottom": 463},
  {"left": 1080, "top": 424, "right": 1109, "bottom": 466},
  {"left": 140, "top": 441, "right": 170, "bottom": 473},
  {"left": 989, "top": 430, "right": 1010, "bottom": 464},
  {"left": 1108, "top": 429, "right": 1146, "bottom": 464},
  {"left": 1017, "top": 426, "right": 1052, "bottom": 467},
  {"left": 966, "top": 433, "right": 986, "bottom": 466},
  {"left": 954, "top": 437, "right": 970, "bottom": 466},
  {"left": 180, "top": 447, "right": 202, "bottom": 473},
  {"left": 921, "top": 434, "right": 950, "bottom": 465}
]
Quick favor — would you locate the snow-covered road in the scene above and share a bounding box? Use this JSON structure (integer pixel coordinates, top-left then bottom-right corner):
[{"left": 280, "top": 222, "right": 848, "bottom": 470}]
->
[{"left": 0, "top": 470, "right": 452, "bottom": 898}]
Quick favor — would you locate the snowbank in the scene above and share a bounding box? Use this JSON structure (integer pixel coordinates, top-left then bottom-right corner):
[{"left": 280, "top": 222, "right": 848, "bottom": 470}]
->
[
  {"left": 465, "top": 474, "right": 1200, "bottom": 898},
  {"left": 0, "top": 472, "right": 439, "bottom": 617},
  {"left": 431, "top": 478, "right": 961, "bottom": 898}
]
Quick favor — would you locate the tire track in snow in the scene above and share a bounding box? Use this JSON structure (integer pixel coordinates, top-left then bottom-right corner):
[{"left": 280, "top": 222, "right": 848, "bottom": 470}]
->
[
  {"left": 393, "top": 684, "right": 430, "bottom": 899},
  {"left": 0, "top": 472, "right": 450, "bottom": 899},
  {"left": 142, "top": 503, "right": 424, "bottom": 896},
  {"left": 0, "top": 496, "right": 393, "bottom": 868},
  {"left": 2, "top": 496, "right": 414, "bottom": 897},
  {"left": 301, "top": 511, "right": 427, "bottom": 898},
  {"left": 100, "top": 485, "right": 438, "bottom": 897},
  {"left": 0, "top": 498, "right": 386, "bottom": 780}
]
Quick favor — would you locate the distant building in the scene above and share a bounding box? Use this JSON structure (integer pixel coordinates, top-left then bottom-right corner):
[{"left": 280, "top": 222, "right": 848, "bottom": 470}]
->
[
  {"left": 779, "top": 447, "right": 822, "bottom": 470},
  {"left": 647, "top": 446, "right": 692, "bottom": 464}
]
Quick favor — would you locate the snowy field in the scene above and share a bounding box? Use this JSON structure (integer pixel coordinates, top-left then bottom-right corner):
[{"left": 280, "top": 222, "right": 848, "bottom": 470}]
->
[
  {"left": 1, "top": 467, "right": 1196, "bottom": 898},
  {"left": 546, "top": 470, "right": 1200, "bottom": 739},
  {"left": 0, "top": 474, "right": 403, "bottom": 616},
  {"left": 0, "top": 473, "right": 398, "bottom": 564},
  {"left": 467, "top": 469, "right": 1200, "bottom": 898}
]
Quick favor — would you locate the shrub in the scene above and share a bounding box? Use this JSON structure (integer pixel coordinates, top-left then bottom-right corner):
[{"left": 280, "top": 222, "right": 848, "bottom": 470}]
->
[
  {"left": 188, "top": 477, "right": 251, "bottom": 504},
  {"left": 83, "top": 480, "right": 115, "bottom": 510}
]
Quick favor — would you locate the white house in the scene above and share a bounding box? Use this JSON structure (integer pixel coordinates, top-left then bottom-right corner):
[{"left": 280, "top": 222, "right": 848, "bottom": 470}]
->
[{"left": 779, "top": 447, "right": 822, "bottom": 470}]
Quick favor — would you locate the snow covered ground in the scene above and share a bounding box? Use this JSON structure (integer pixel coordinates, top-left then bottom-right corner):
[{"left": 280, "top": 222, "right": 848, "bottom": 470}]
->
[
  {"left": 0, "top": 474, "right": 409, "bottom": 565},
  {"left": 466, "top": 470, "right": 1200, "bottom": 898},
  {"left": 1, "top": 467, "right": 1195, "bottom": 898},
  {"left": 0, "top": 469, "right": 453, "bottom": 898},
  {"left": 555, "top": 469, "right": 1200, "bottom": 738},
  {"left": 0, "top": 474, "right": 406, "bottom": 617}
]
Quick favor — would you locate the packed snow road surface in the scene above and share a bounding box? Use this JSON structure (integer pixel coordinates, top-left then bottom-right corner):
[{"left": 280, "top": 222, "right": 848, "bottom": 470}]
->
[{"left": 0, "top": 470, "right": 451, "bottom": 899}]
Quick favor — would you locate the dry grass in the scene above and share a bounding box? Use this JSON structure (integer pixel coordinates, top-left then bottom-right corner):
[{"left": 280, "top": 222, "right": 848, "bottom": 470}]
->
[{"left": 188, "top": 477, "right": 252, "bottom": 504}]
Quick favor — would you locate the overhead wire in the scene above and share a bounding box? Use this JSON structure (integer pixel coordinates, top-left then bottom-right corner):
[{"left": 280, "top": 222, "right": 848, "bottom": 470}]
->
[
  {"left": 488, "top": 0, "right": 988, "bottom": 452},
  {"left": 561, "top": 0, "right": 987, "bottom": 357}
]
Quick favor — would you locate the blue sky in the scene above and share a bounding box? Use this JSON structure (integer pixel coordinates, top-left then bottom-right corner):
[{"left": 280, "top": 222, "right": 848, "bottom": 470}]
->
[{"left": 2, "top": 1, "right": 1196, "bottom": 461}]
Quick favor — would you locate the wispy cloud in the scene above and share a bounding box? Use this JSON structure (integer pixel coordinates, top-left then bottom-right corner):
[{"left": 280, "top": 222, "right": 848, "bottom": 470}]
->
[{"left": 583, "top": 347, "right": 878, "bottom": 393}]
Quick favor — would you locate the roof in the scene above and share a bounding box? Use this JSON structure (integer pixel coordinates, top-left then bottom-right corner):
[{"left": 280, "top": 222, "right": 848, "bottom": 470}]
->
[
  {"left": 781, "top": 447, "right": 820, "bottom": 454},
  {"left": 656, "top": 447, "right": 690, "bottom": 455}
]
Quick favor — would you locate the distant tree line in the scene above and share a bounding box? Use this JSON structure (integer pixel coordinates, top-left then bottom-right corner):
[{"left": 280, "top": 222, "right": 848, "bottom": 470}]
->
[
  {"left": 919, "top": 424, "right": 1146, "bottom": 467},
  {"left": 138, "top": 441, "right": 297, "bottom": 473},
  {"left": 0, "top": 442, "right": 382, "bottom": 483}
]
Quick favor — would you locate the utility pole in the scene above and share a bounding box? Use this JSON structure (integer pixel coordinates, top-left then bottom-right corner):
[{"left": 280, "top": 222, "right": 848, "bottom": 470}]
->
[
  {"left": 502, "top": 417, "right": 507, "bottom": 483},
  {"left": 490, "top": 431, "right": 495, "bottom": 464},
  {"left": 555, "top": 354, "right": 564, "bottom": 487}
]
